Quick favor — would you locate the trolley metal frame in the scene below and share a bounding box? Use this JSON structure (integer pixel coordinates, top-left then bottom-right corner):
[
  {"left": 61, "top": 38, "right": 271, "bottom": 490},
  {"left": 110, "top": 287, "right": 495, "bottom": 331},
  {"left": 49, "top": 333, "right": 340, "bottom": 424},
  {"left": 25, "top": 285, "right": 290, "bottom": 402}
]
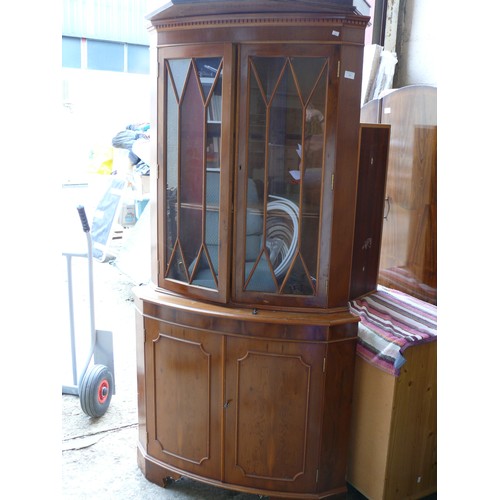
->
[{"left": 62, "top": 206, "right": 115, "bottom": 416}]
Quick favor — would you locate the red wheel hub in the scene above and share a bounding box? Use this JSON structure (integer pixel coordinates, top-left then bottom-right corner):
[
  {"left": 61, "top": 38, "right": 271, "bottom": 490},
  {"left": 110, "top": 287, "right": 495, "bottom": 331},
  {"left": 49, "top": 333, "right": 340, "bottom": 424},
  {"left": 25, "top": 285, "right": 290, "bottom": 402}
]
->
[{"left": 97, "top": 379, "right": 110, "bottom": 404}]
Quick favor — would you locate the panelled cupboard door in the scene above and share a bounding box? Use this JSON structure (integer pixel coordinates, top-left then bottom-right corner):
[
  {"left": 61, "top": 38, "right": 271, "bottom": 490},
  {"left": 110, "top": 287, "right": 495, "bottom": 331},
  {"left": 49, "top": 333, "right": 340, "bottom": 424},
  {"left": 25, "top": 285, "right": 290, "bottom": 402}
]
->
[
  {"left": 224, "top": 336, "right": 325, "bottom": 493},
  {"left": 156, "top": 43, "right": 234, "bottom": 304},
  {"left": 233, "top": 44, "right": 339, "bottom": 309},
  {"left": 143, "top": 318, "right": 224, "bottom": 480}
]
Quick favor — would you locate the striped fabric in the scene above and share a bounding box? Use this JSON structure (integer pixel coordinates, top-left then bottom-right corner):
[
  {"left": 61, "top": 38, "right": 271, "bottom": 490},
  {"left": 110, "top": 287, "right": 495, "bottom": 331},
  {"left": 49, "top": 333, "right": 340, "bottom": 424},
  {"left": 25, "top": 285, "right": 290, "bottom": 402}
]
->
[{"left": 349, "top": 286, "right": 437, "bottom": 376}]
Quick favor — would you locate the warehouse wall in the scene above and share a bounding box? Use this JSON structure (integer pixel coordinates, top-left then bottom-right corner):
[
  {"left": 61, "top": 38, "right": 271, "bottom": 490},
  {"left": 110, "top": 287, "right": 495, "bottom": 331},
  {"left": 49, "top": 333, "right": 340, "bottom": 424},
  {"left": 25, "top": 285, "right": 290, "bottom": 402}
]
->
[
  {"left": 393, "top": 0, "right": 437, "bottom": 87},
  {"left": 62, "top": 0, "right": 152, "bottom": 183},
  {"left": 63, "top": 0, "right": 149, "bottom": 44}
]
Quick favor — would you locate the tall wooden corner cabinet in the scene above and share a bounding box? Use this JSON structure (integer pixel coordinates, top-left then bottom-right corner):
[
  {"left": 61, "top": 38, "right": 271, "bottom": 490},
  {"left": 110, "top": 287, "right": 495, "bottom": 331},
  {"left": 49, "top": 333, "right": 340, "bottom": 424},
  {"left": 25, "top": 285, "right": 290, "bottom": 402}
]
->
[{"left": 134, "top": 2, "right": 383, "bottom": 499}]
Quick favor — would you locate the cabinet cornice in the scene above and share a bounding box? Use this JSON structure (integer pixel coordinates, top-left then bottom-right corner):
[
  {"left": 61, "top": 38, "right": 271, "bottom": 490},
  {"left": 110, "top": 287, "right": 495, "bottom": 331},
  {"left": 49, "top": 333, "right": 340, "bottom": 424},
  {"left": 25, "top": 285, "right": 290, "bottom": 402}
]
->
[{"left": 152, "top": 14, "right": 369, "bottom": 33}]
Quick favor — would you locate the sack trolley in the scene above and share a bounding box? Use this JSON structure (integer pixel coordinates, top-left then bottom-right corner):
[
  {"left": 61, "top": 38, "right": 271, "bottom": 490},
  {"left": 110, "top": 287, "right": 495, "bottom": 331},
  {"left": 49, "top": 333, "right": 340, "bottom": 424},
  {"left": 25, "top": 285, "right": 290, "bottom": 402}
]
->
[{"left": 62, "top": 205, "right": 115, "bottom": 418}]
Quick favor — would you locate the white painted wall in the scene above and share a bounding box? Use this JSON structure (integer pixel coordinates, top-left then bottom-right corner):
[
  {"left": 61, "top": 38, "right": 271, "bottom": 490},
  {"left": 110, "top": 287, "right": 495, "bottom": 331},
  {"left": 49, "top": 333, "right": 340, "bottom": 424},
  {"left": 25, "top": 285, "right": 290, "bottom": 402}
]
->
[
  {"left": 394, "top": 0, "right": 437, "bottom": 87},
  {"left": 62, "top": 68, "right": 151, "bottom": 183}
]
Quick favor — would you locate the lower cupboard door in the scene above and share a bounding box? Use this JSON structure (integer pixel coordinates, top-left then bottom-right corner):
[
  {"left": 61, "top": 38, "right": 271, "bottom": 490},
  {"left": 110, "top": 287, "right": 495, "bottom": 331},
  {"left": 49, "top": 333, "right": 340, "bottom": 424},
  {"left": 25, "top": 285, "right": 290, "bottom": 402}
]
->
[
  {"left": 144, "top": 319, "right": 223, "bottom": 480},
  {"left": 224, "top": 336, "right": 325, "bottom": 493}
]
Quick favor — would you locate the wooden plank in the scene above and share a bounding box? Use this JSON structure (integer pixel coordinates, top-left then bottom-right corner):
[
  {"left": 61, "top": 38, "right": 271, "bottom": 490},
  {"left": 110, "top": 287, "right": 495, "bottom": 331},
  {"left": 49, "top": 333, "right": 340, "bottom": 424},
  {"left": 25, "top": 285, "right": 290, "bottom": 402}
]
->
[
  {"left": 347, "top": 352, "right": 395, "bottom": 499},
  {"left": 347, "top": 340, "right": 437, "bottom": 499},
  {"left": 385, "top": 341, "right": 437, "bottom": 499}
]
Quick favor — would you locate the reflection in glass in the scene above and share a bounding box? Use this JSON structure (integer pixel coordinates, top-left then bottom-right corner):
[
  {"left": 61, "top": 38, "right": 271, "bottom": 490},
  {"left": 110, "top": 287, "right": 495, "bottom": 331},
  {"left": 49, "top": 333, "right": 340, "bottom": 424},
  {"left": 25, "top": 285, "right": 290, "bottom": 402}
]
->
[
  {"left": 165, "top": 60, "right": 181, "bottom": 279},
  {"left": 164, "top": 57, "right": 223, "bottom": 289},
  {"left": 244, "top": 56, "right": 327, "bottom": 295},
  {"left": 299, "top": 62, "right": 327, "bottom": 285},
  {"left": 206, "top": 75, "right": 222, "bottom": 172}
]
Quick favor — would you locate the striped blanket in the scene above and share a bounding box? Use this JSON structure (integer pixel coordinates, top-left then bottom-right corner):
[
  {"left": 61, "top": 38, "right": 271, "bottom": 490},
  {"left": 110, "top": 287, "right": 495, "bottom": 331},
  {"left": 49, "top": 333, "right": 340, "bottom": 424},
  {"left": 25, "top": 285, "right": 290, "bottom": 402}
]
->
[{"left": 349, "top": 286, "right": 437, "bottom": 376}]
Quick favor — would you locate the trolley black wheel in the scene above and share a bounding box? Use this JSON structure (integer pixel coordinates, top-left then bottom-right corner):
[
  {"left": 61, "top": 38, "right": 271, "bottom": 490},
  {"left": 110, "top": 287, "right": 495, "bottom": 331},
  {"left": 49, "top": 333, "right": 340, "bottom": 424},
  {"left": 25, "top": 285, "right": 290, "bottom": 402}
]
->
[{"left": 79, "top": 364, "right": 114, "bottom": 418}]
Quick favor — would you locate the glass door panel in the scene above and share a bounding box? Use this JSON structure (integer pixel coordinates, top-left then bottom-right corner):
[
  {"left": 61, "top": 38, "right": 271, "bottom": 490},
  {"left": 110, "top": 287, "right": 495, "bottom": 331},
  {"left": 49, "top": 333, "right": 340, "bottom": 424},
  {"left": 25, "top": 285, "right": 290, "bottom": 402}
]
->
[
  {"left": 163, "top": 55, "right": 224, "bottom": 291},
  {"left": 241, "top": 52, "right": 328, "bottom": 299},
  {"left": 296, "top": 59, "right": 327, "bottom": 293}
]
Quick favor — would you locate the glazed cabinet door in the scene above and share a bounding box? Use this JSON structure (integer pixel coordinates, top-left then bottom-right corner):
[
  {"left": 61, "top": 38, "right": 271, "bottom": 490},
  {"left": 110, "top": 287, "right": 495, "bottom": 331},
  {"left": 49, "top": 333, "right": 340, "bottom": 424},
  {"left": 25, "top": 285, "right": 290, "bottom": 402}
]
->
[
  {"left": 233, "top": 44, "right": 339, "bottom": 308},
  {"left": 224, "top": 336, "right": 325, "bottom": 494},
  {"left": 143, "top": 317, "right": 223, "bottom": 480},
  {"left": 156, "top": 43, "right": 234, "bottom": 303}
]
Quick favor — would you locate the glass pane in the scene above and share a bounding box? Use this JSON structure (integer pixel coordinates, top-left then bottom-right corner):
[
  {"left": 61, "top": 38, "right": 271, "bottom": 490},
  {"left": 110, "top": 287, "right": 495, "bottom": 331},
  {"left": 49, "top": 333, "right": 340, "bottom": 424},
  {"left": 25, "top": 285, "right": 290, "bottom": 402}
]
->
[
  {"left": 179, "top": 62, "right": 204, "bottom": 281},
  {"left": 252, "top": 57, "right": 285, "bottom": 102},
  {"left": 245, "top": 67, "right": 267, "bottom": 286},
  {"left": 169, "top": 59, "right": 190, "bottom": 99},
  {"left": 245, "top": 256, "right": 276, "bottom": 292},
  {"left": 166, "top": 61, "right": 180, "bottom": 191},
  {"left": 190, "top": 247, "right": 217, "bottom": 289},
  {"left": 266, "top": 194, "right": 299, "bottom": 284},
  {"left": 196, "top": 57, "right": 222, "bottom": 101},
  {"left": 198, "top": 58, "right": 222, "bottom": 289},
  {"left": 165, "top": 186, "right": 180, "bottom": 280},
  {"left": 281, "top": 256, "right": 314, "bottom": 295},
  {"left": 291, "top": 57, "right": 326, "bottom": 103},
  {"left": 192, "top": 170, "right": 220, "bottom": 289},
  {"left": 206, "top": 69, "right": 222, "bottom": 172},
  {"left": 167, "top": 243, "right": 188, "bottom": 282},
  {"left": 164, "top": 56, "right": 223, "bottom": 290},
  {"left": 268, "top": 63, "right": 302, "bottom": 200},
  {"left": 267, "top": 63, "right": 302, "bottom": 287},
  {"left": 244, "top": 56, "right": 327, "bottom": 295},
  {"left": 300, "top": 63, "right": 327, "bottom": 285},
  {"left": 165, "top": 60, "right": 182, "bottom": 280},
  {"left": 247, "top": 69, "right": 267, "bottom": 190}
]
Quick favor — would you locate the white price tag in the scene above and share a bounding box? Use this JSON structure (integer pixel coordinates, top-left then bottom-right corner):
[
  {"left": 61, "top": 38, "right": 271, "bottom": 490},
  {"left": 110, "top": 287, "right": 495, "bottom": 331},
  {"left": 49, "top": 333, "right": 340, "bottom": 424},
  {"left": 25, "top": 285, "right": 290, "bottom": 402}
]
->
[{"left": 344, "top": 70, "right": 355, "bottom": 80}]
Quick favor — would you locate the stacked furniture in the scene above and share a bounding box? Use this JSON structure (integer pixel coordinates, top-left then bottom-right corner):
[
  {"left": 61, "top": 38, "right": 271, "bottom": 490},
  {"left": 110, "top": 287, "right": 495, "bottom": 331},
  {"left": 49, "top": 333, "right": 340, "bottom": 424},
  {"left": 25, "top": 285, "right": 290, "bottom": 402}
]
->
[
  {"left": 361, "top": 85, "right": 437, "bottom": 305},
  {"left": 347, "top": 85, "right": 437, "bottom": 500}
]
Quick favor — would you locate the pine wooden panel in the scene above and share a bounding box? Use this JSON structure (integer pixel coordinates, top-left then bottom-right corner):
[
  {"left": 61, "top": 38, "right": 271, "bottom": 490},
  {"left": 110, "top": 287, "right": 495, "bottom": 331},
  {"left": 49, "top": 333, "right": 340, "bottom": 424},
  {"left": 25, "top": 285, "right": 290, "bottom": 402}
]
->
[
  {"left": 347, "top": 351, "right": 394, "bottom": 499},
  {"left": 348, "top": 341, "right": 437, "bottom": 500},
  {"left": 385, "top": 341, "right": 437, "bottom": 499}
]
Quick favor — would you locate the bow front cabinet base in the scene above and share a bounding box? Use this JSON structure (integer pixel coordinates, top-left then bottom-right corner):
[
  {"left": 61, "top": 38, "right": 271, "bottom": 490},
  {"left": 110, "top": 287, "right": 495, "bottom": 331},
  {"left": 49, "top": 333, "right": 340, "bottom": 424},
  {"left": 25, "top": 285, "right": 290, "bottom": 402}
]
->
[{"left": 135, "top": 288, "right": 359, "bottom": 498}]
